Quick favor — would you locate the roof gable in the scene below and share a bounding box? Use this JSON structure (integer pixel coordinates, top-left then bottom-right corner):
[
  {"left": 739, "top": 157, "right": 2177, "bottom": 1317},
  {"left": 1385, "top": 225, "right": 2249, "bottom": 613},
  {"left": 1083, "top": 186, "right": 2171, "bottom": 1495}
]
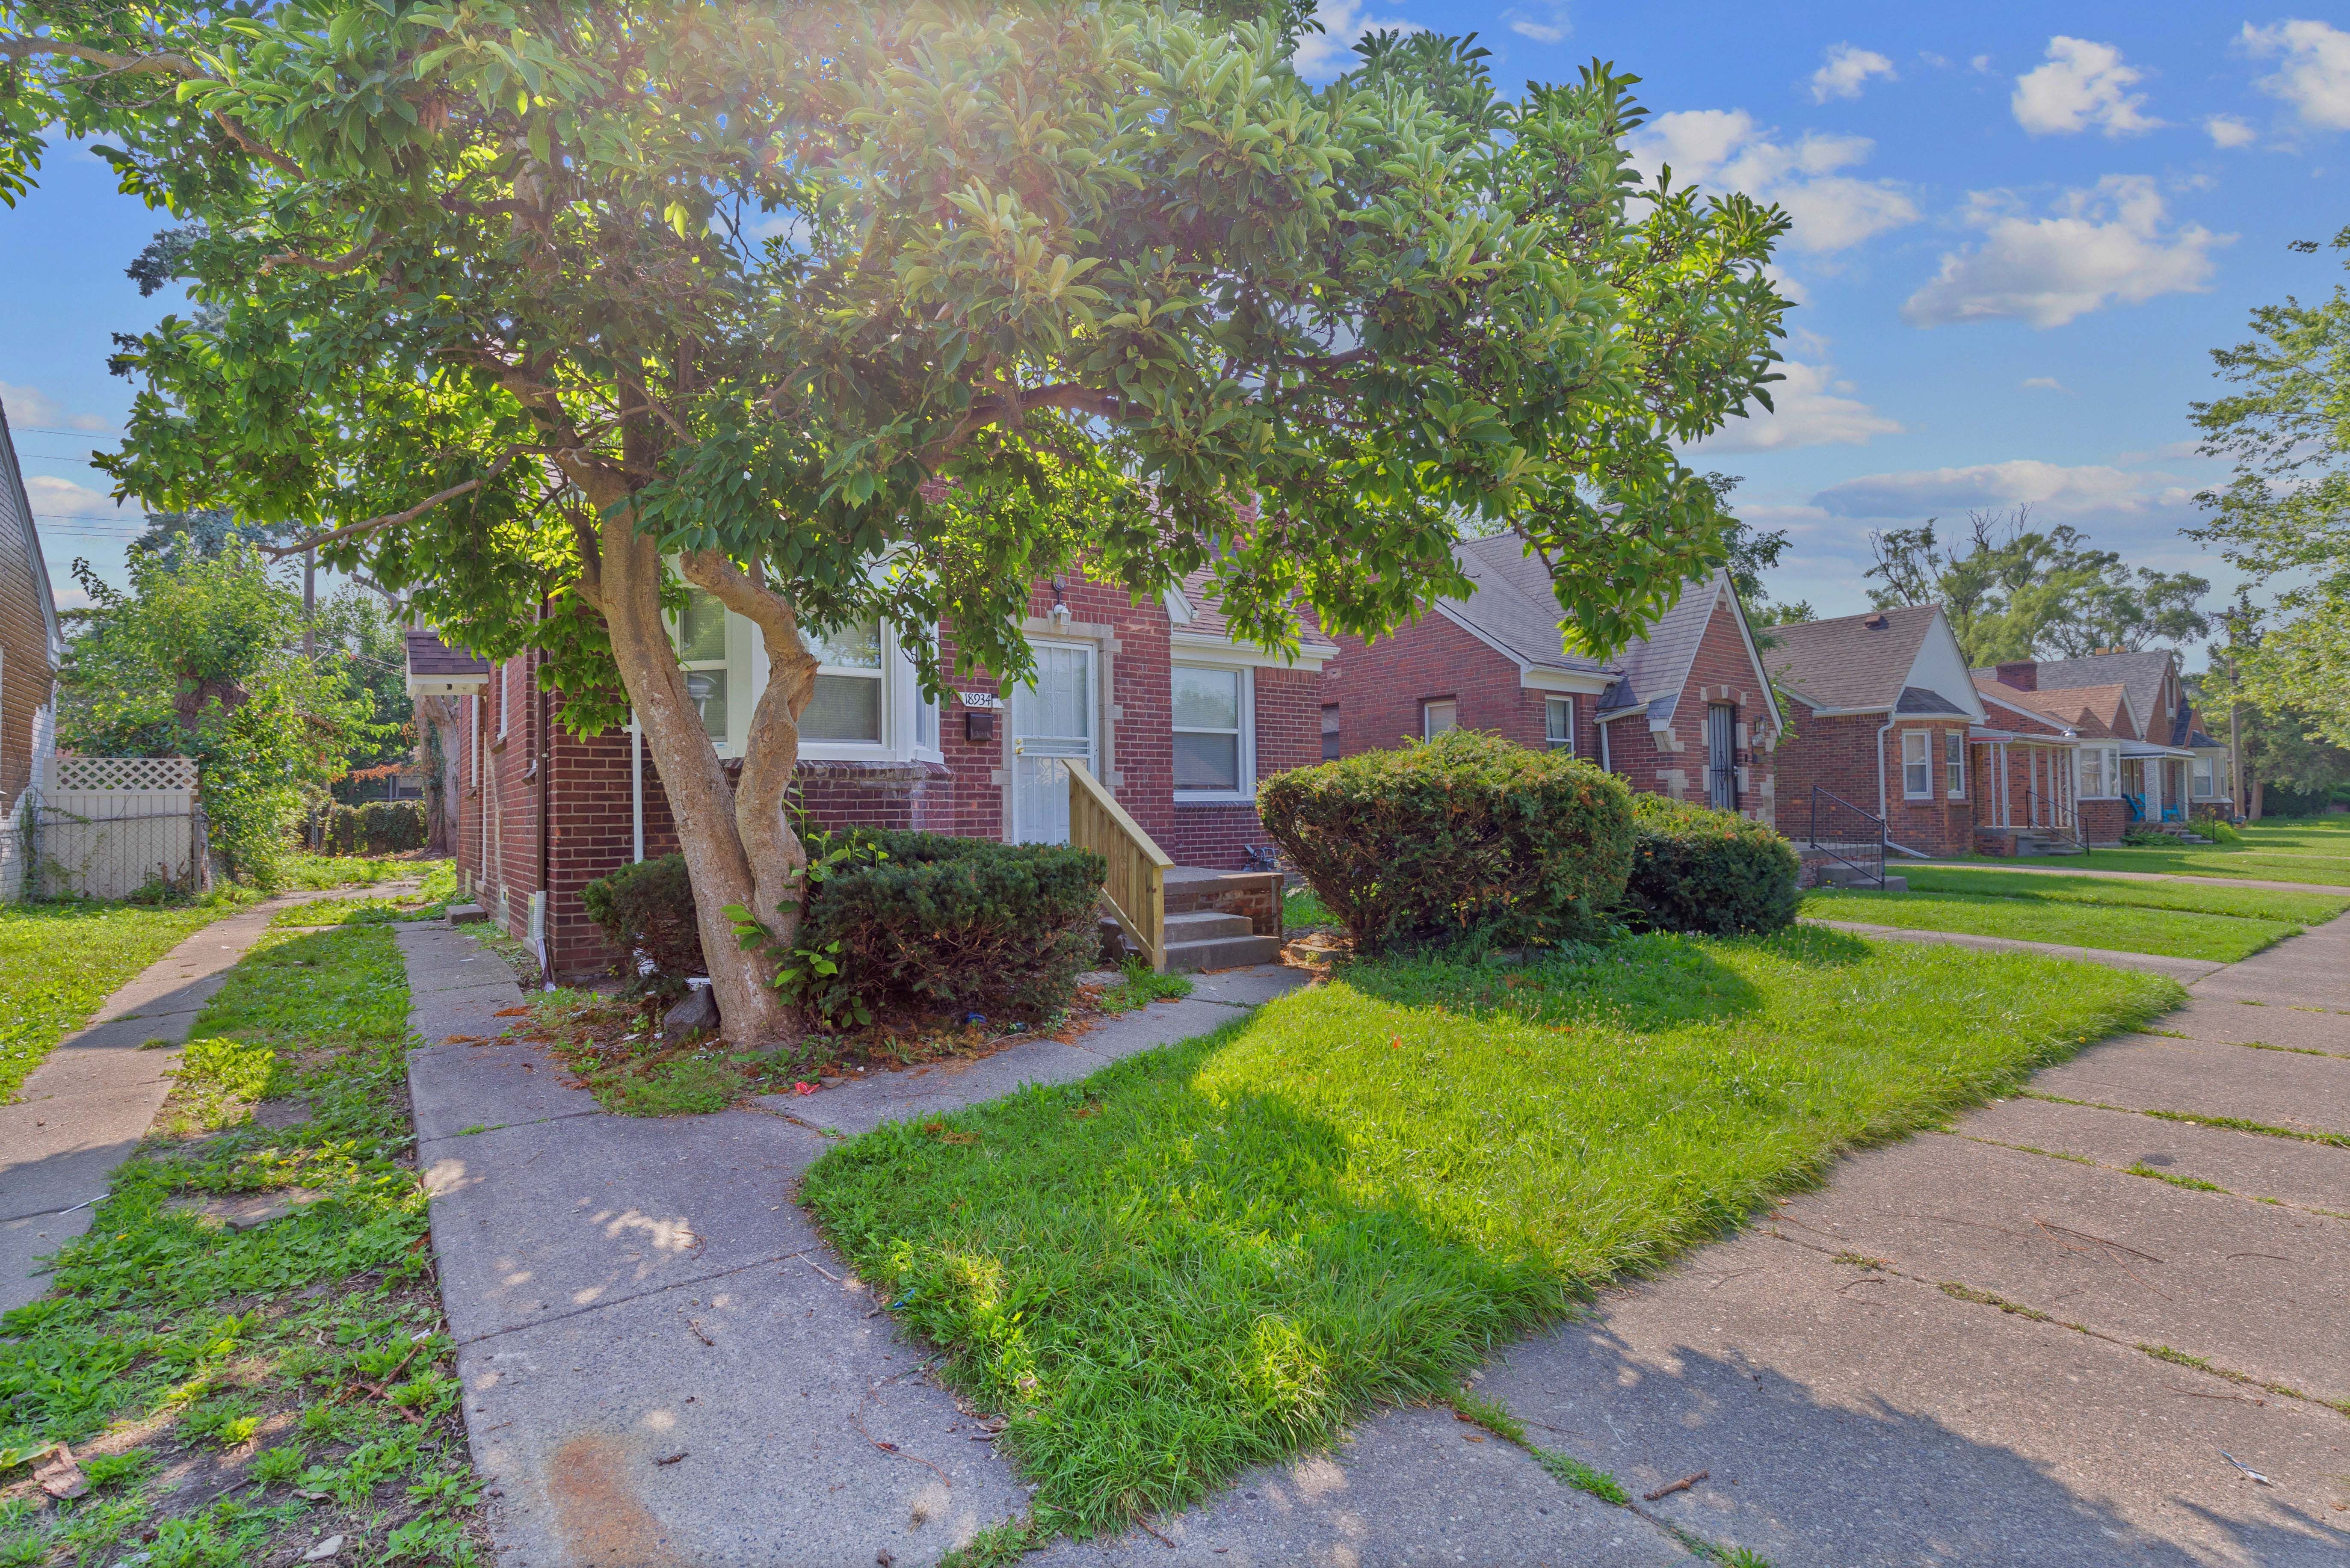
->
[
  {"left": 1766, "top": 604, "right": 1947, "bottom": 712},
  {"left": 0, "top": 396, "right": 62, "bottom": 666}
]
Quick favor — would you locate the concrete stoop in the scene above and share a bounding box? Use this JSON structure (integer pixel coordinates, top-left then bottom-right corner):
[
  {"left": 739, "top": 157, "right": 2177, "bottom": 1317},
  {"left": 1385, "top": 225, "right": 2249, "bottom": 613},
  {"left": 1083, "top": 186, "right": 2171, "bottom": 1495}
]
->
[{"left": 1161, "top": 909, "right": 1285, "bottom": 973}]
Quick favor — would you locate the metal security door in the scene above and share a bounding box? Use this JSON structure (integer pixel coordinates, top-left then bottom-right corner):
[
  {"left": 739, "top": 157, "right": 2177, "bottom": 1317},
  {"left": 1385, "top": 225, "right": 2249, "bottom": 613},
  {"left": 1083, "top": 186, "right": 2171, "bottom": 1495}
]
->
[
  {"left": 1705, "top": 703, "right": 1737, "bottom": 811},
  {"left": 1011, "top": 642, "right": 1096, "bottom": 844}
]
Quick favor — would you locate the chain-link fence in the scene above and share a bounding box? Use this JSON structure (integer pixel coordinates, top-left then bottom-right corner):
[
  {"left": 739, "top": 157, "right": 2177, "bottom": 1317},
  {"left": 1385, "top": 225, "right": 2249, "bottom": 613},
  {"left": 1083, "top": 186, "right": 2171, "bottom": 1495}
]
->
[{"left": 18, "top": 756, "right": 211, "bottom": 901}]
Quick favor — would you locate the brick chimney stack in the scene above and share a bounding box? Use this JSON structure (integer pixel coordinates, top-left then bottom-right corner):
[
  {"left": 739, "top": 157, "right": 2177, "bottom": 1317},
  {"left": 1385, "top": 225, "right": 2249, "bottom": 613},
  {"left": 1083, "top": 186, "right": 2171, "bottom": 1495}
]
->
[{"left": 1995, "top": 660, "right": 2039, "bottom": 691}]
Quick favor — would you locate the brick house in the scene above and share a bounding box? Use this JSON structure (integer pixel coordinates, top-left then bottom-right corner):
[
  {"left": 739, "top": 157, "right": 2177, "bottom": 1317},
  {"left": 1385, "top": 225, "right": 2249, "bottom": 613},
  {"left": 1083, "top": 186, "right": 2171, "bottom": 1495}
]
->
[
  {"left": 0, "top": 397, "right": 63, "bottom": 899},
  {"left": 408, "top": 570, "right": 1331, "bottom": 980},
  {"left": 1973, "top": 650, "right": 2230, "bottom": 836},
  {"left": 1320, "top": 537, "right": 1785, "bottom": 822},
  {"left": 1767, "top": 605, "right": 2004, "bottom": 859}
]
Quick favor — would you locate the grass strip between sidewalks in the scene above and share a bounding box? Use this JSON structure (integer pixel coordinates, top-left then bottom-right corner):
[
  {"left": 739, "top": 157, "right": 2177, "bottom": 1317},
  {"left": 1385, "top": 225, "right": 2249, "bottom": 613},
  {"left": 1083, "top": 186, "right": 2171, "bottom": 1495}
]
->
[
  {"left": 1899, "top": 866, "right": 2350, "bottom": 925},
  {"left": 0, "top": 901, "right": 230, "bottom": 1103},
  {"left": 2002, "top": 818, "right": 2350, "bottom": 886},
  {"left": 805, "top": 927, "right": 2178, "bottom": 1540},
  {"left": 0, "top": 923, "right": 483, "bottom": 1566},
  {"left": 1801, "top": 886, "right": 2297, "bottom": 962}
]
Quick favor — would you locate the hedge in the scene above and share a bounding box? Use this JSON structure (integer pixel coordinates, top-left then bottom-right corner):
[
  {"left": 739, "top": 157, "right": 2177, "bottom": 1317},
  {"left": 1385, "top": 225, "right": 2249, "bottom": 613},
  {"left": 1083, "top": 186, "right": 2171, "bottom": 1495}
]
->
[
  {"left": 581, "top": 854, "right": 707, "bottom": 996},
  {"left": 1619, "top": 795, "right": 1799, "bottom": 936},
  {"left": 1257, "top": 728, "right": 1635, "bottom": 953},
  {"left": 314, "top": 800, "right": 427, "bottom": 856},
  {"left": 797, "top": 830, "right": 1106, "bottom": 1023}
]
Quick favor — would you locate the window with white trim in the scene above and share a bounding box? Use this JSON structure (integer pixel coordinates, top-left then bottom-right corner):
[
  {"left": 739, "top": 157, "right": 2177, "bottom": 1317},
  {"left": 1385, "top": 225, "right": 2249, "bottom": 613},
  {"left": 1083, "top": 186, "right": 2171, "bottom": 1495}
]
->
[
  {"left": 496, "top": 658, "right": 510, "bottom": 740},
  {"left": 1901, "top": 729, "right": 1932, "bottom": 799},
  {"left": 1423, "top": 699, "right": 1457, "bottom": 740},
  {"left": 2078, "top": 744, "right": 2119, "bottom": 799},
  {"left": 2192, "top": 754, "right": 2218, "bottom": 797},
  {"left": 1173, "top": 663, "right": 1252, "bottom": 796},
  {"left": 674, "top": 589, "right": 732, "bottom": 743},
  {"left": 912, "top": 631, "right": 940, "bottom": 755},
  {"left": 800, "top": 618, "right": 885, "bottom": 744},
  {"left": 1545, "top": 696, "right": 1575, "bottom": 752},
  {"left": 1945, "top": 731, "right": 1965, "bottom": 799}
]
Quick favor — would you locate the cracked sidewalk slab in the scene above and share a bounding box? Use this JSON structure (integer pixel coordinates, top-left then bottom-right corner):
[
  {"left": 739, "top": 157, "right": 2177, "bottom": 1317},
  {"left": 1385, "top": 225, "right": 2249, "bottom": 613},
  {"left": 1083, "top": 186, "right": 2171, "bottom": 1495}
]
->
[{"left": 1803, "top": 920, "right": 2231, "bottom": 981}]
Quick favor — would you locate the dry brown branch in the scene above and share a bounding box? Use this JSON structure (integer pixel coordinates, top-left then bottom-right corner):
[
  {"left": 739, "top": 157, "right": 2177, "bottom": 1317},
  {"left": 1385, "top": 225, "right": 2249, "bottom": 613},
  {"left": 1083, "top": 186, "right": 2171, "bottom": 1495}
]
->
[{"left": 263, "top": 451, "right": 535, "bottom": 559}]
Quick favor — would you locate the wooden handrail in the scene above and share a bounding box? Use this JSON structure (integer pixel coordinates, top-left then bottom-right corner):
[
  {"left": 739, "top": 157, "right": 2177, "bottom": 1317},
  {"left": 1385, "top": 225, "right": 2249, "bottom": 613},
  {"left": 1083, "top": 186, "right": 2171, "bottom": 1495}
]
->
[{"left": 1067, "top": 760, "right": 1173, "bottom": 973}]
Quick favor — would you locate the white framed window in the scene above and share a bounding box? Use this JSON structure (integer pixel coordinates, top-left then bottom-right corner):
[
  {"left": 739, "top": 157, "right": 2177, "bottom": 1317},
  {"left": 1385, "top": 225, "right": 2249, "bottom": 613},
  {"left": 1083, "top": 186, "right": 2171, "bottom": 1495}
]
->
[
  {"left": 2192, "top": 754, "right": 2216, "bottom": 797},
  {"left": 471, "top": 693, "right": 481, "bottom": 784},
  {"left": 1173, "top": 663, "right": 1254, "bottom": 799},
  {"left": 1901, "top": 729, "right": 1932, "bottom": 799},
  {"left": 1321, "top": 704, "right": 1341, "bottom": 761},
  {"left": 800, "top": 618, "right": 885, "bottom": 744},
  {"left": 674, "top": 589, "right": 732, "bottom": 743},
  {"left": 1945, "top": 731, "right": 1966, "bottom": 799},
  {"left": 2078, "top": 744, "right": 2119, "bottom": 799},
  {"left": 1545, "top": 696, "right": 1575, "bottom": 752},
  {"left": 497, "top": 658, "right": 511, "bottom": 740},
  {"left": 1423, "top": 699, "right": 1457, "bottom": 740}
]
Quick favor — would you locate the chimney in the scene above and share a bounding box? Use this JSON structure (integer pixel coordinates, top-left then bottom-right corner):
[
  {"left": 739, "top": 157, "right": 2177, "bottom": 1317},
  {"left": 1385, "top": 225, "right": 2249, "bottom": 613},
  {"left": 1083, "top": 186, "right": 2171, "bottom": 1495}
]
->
[
  {"left": 1995, "top": 660, "right": 2038, "bottom": 691},
  {"left": 1862, "top": 613, "right": 1889, "bottom": 630}
]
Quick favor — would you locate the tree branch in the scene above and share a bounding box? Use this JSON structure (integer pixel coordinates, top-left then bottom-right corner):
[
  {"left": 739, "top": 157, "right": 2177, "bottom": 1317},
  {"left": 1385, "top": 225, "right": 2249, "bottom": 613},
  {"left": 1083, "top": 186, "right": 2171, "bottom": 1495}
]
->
[
  {"left": 0, "top": 37, "right": 199, "bottom": 76},
  {"left": 263, "top": 452, "right": 533, "bottom": 559},
  {"left": 260, "top": 235, "right": 384, "bottom": 276}
]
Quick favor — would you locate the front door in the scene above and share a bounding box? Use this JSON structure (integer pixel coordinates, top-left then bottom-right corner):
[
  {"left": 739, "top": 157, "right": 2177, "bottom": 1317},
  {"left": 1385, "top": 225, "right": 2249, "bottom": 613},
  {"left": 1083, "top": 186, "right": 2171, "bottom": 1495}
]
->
[
  {"left": 1705, "top": 703, "right": 1737, "bottom": 811},
  {"left": 1010, "top": 642, "right": 1095, "bottom": 844}
]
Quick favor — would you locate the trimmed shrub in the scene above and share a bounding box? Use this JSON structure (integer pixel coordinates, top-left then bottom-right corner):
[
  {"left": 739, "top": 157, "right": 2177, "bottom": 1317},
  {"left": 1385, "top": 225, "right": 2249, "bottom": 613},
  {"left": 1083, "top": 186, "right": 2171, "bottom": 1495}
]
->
[
  {"left": 1257, "top": 728, "right": 1636, "bottom": 953},
  {"left": 581, "top": 854, "right": 707, "bottom": 992},
  {"left": 314, "top": 799, "right": 427, "bottom": 855},
  {"left": 797, "top": 830, "right": 1106, "bottom": 1022},
  {"left": 1618, "top": 796, "right": 1798, "bottom": 936}
]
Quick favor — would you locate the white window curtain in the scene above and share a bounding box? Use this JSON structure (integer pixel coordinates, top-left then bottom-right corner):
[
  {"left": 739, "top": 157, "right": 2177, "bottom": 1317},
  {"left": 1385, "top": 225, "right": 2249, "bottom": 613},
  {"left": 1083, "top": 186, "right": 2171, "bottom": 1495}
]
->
[
  {"left": 674, "top": 589, "right": 731, "bottom": 743},
  {"left": 1174, "top": 663, "right": 1251, "bottom": 795},
  {"left": 1423, "top": 699, "right": 1457, "bottom": 740},
  {"left": 1902, "top": 730, "right": 1932, "bottom": 798}
]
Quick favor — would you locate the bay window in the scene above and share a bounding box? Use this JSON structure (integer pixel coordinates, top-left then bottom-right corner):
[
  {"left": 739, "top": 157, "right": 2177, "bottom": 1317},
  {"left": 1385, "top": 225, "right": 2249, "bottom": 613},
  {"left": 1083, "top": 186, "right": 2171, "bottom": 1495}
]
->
[
  {"left": 1173, "top": 663, "right": 1252, "bottom": 797},
  {"left": 2078, "top": 744, "right": 2119, "bottom": 799}
]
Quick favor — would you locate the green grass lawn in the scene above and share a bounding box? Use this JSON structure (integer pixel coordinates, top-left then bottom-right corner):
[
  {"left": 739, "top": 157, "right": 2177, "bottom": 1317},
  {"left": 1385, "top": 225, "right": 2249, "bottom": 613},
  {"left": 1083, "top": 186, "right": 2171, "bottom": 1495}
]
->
[
  {"left": 802, "top": 929, "right": 2177, "bottom": 1538},
  {"left": 0, "top": 923, "right": 483, "bottom": 1566},
  {"left": 1900, "top": 865, "right": 2350, "bottom": 924},
  {"left": 0, "top": 901, "right": 231, "bottom": 1101},
  {"left": 1803, "top": 885, "right": 2296, "bottom": 962},
  {"left": 272, "top": 861, "right": 458, "bottom": 929},
  {"left": 2003, "top": 817, "right": 2350, "bottom": 886}
]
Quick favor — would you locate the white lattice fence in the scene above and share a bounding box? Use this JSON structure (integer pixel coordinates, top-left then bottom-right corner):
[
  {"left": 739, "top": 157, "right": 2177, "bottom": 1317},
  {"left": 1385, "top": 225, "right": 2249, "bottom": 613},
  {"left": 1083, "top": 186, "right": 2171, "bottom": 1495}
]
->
[{"left": 32, "top": 755, "right": 204, "bottom": 900}]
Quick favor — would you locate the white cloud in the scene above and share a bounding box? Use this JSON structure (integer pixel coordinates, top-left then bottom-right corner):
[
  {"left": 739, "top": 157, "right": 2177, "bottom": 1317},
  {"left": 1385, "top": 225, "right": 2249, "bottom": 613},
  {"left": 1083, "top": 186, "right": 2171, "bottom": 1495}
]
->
[
  {"left": 2243, "top": 20, "right": 2350, "bottom": 130},
  {"left": 1811, "top": 459, "right": 2194, "bottom": 520},
  {"left": 1809, "top": 43, "right": 1896, "bottom": 104},
  {"left": 1629, "top": 109, "right": 1917, "bottom": 254},
  {"left": 2012, "top": 36, "right": 2163, "bottom": 137},
  {"left": 1902, "top": 175, "right": 2231, "bottom": 329},
  {"left": 1970, "top": 54, "right": 1994, "bottom": 75},
  {"left": 0, "top": 382, "right": 114, "bottom": 435},
  {"left": 1694, "top": 358, "right": 1903, "bottom": 453},
  {"left": 2205, "top": 114, "right": 2258, "bottom": 149},
  {"left": 2021, "top": 376, "right": 2071, "bottom": 392},
  {"left": 25, "top": 475, "right": 125, "bottom": 518},
  {"left": 1290, "top": 0, "right": 1418, "bottom": 81},
  {"left": 1504, "top": 5, "right": 1569, "bottom": 44}
]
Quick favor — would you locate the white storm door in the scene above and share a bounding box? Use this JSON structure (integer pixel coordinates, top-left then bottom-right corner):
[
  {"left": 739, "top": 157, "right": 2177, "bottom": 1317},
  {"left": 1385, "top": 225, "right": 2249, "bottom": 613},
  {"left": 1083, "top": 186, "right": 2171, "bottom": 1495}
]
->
[{"left": 1010, "top": 642, "right": 1096, "bottom": 844}]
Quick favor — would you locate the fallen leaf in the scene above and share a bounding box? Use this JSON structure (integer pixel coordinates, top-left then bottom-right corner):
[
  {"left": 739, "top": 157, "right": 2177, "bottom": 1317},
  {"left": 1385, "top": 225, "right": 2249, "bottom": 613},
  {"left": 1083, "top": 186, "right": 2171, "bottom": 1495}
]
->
[
  {"left": 302, "top": 1535, "right": 347, "bottom": 1562},
  {"left": 492, "top": 1007, "right": 531, "bottom": 1017},
  {"left": 33, "top": 1443, "right": 85, "bottom": 1499},
  {"left": 654, "top": 1451, "right": 689, "bottom": 1466},
  {"left": 793, "top": 1081, "right": 820, "bottom": 1095}
]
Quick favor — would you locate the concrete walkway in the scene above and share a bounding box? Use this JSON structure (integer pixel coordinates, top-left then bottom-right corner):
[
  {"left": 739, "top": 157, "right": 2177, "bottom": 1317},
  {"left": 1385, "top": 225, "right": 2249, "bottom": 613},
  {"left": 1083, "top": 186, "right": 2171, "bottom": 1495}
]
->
[
  {"left": 1911, "top": 859, "right": 2350, "bottom": 896},
  {"left": 0, "top": 885, "right": 404, "bottom": 1313},
  {"left": 1806, "top": 918, "right": 2231, "bottom": 982},
  {"left": 402, "top": 931, "right": 1351, "bottom": 1566}
]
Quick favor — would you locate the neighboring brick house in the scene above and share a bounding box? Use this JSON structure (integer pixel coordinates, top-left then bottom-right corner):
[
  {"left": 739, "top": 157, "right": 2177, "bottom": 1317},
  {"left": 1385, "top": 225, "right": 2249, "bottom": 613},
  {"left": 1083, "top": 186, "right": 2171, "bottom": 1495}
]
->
[
  {"left": 0, "top": 397, "right": 63, "bottom": 899},
  {"left": 1767, "top": 605, "right": 2001, "bottom": 859},
  {"left": 1974, "top": 650, "right": 2230, "bottom": 832},
  {"left": 409, "top": 569, "right": 1331, "bottom": 980},
  {"left": 1320, "top": 537, "right": 1784, "bottom": 822}
]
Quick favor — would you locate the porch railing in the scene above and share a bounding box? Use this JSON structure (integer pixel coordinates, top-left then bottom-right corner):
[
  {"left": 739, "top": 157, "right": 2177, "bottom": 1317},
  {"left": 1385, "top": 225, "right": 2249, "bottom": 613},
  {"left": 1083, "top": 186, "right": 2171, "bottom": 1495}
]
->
[
  {"left": 1067, "top": 760, "right": 1172, "bottom": 973},
  {"left": 1806, "top": 787, "right": 1887, "bottom": 890},
  {"left": 2021, "top": 787, "right": 2086, "bottom": 856}
]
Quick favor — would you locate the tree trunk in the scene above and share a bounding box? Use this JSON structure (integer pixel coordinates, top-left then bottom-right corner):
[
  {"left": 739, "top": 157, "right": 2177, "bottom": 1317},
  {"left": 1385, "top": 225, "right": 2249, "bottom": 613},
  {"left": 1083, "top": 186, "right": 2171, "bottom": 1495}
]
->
[
  {"left": 2250, "top": 775, "right": 2265, "bottom": 822},
  {"left": 417, "top": 695, "right": 463, "bottom": 854},
  {"left": 589, "top": 504, "right": 805, "bottom": 1044}
]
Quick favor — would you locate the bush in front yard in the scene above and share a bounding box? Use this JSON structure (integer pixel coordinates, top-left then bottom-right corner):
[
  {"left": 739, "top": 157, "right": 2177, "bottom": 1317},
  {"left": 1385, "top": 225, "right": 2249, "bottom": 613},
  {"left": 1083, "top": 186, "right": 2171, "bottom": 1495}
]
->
[
  {"left": 314, "top": 800, "right": 427, "bottom": 855},
  {"left": 582, "top": 853, "right": 707, "bottom": 994},
  {"left": 798, "top": 831, "right": 1106, "bottom": 1022},
  {"left": 1619, "top": 796, "right": 1799, "bottom": 936},
  {"left": 1257, "top": 728, "right": 1636, "bottom": 953}
]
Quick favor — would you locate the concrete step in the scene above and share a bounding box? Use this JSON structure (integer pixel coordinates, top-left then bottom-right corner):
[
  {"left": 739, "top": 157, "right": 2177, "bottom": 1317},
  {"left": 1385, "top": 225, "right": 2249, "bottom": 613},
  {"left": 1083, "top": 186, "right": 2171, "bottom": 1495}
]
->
[
  {"left": 1164, "top": 933, "right": 1285, "bottom": 973},
  {"left": 444, "top": 903, "right": 490, "bottom": 926},
  {"left": 1163, "top": 909, "right": 1255, "bottom": 941}
]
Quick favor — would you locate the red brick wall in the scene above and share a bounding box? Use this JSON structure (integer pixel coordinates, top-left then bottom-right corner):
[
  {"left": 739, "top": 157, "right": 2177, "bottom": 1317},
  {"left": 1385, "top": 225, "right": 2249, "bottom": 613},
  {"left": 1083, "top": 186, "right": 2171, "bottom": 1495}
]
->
[
  {"left": 1598, "top": 597, "right": 1779, "bottom": 825},
  {"left": 0, "top": 519, "right": 51, "bottom": 814},
  {"left": 1324, "top": 610, "right": 1573, "bottom": 756},
  {"left": 1775, "top": 712, "right": 1976, "bottom": 856}
]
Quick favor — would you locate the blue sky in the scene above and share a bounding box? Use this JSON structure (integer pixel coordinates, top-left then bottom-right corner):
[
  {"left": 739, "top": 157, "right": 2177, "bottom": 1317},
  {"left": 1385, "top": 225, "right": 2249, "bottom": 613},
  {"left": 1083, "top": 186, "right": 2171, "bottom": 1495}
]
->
[{"left": 4, "top": 6, "right": 2347, "bottom": 664}]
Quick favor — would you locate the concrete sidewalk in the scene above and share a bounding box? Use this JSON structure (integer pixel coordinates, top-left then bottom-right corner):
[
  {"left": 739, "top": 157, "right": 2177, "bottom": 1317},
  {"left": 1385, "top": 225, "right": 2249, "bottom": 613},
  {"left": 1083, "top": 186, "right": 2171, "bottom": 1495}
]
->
[
  {"left": 401, "top": 929, "right": 1325, "bottom": 1567},
  {"left": 0, "top": 886, "right": 400, "bottom": 1313},
  {"left": 1909, "top": 859, "right": 2350, "bottom": 896},
  {"left": 1805, "top": 917, "right": 2232, "bottom": 982}
]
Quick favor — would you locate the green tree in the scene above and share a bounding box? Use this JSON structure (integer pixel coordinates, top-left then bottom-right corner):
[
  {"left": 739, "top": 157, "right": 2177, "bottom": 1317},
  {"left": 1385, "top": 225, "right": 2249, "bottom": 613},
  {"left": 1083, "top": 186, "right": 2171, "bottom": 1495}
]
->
[
  {"left": 314, "top": 585, "right": 416, "bottom": 774},
  {"left": 2189, "top": 226, "right": 2350, "bottom": 750},
  {"left": 1865, "top": 509, "right": 2208, "bottom": 665},
  {"left": 61, "top": 541, "right": 379, "bottom": 884},
  {"left": 1701, "top": 472, "right": 1811, "bottom": 626},
  {"left": 5, "top": 2, "right": 1790, "bottom": 1037},
  {"left": 2194, "top": 598, "right": 2350, "bottom": 818}
]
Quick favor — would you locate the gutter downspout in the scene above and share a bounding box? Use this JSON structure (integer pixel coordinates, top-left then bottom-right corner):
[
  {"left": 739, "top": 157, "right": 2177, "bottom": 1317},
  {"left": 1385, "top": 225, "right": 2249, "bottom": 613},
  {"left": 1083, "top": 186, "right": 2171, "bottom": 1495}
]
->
[{"left": 535, "top": 608, "right": 554, "bottom": 982}]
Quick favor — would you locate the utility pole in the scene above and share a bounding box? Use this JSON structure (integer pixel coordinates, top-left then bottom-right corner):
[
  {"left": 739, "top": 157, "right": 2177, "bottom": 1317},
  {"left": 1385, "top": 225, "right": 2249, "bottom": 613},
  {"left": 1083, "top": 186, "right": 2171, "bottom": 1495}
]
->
[{"left": 302, "top": 544, "right": 317, "bottom": 662}]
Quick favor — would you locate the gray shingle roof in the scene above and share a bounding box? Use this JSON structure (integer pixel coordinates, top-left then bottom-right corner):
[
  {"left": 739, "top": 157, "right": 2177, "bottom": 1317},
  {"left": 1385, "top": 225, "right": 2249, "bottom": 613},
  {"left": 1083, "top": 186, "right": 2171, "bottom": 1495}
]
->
[
  {"left": 1765, "top": 604, "right": 1942, "bottom": 712},
  {"left": 404, "top": 630, "right": 490, "bottom": 678},
  {"left": 1176, "top": 567, "right": 1340, "bottom": 655},
  {"left": 2004, "top": 651, "right": 2175, "bottom": 743},
  {"left": 1450, "top": 535, "right": 1615, "bottom": 676},
  {"left": 1896, "top": 686, "right": 1970, "bottom": 716}
]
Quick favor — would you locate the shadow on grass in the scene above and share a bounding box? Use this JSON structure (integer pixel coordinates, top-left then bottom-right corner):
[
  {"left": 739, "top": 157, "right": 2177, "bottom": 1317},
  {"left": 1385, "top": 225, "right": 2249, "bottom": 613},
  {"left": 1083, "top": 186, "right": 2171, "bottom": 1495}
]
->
[{"left": 1343, "top": 933, "right": 1768, "bottom": 1034}]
